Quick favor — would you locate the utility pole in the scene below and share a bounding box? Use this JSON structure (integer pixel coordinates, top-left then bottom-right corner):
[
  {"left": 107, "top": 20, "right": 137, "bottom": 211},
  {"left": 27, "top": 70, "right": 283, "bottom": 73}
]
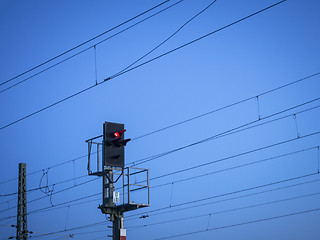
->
[
  {"left": 86, "top": 122, "right": 150, "bottom": 240},
  {"left": 16, "top": 163, "right": 27, "bottom": 240}
]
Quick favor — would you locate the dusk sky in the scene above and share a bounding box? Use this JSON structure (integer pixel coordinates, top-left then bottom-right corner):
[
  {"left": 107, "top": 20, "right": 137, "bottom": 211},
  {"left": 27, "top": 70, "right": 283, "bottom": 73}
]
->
[{"left": 1, "top": 0, "right": 320, "bottom": 239}]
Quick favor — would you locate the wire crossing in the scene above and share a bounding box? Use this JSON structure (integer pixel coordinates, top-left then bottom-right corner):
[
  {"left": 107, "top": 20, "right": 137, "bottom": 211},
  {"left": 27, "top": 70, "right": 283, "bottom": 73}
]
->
[
  {"left": 0, "top": 0, "right": 172, "bottom": 87},
  {"left": 0, "top": 0, "right": 186, "bottom": 94},
  {"left": 0, "top": 0, "right": 287, "bottom": 132}
]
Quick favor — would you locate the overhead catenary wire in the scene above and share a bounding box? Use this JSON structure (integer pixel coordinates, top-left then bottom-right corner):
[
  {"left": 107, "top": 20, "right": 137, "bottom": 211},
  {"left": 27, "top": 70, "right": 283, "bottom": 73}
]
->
[
  {"left": 108, "top": 0, "right": 288, "bottom": 80},
  {"left": 69, "top": 190, "right": 320, "bottom": 235},
  {"left": 0, "top": 101, "right": 318, "bottom": 216},
  {"left": 129, "top": 177, "right": 320, "bottom": 220},
  {"left": 0, "top": 0, "right": 172, "bottom": 87},
  {"left": 1, "top": 99, "right": 318, "bottom": 194},
  {"left": 153, "top": 207, "right": 320, "bottom": 240},
  {"left": 84, "top": 71, "right": 320, "bottom": 144},
  {"left": 0, "top": 174, "right": 90, "bottom": 209},
  {"left": 0, "top": 194, "right": 101, "bottom": 222},
  {"left": 3, "top": 144, "right": 317, "bottom": 220},
  {"left": 126, "top": 172, "right": 320, "bottom": 219},
  {"left": 128, "top": 98, "right": 320, "bottom": 166},
  {"left": 0, "top": 0, "right": 287, "bottom": 132},
  {"left": 127, "top": 191, "right": 320, "bottom": 230},
  {"left": 24, "top": 173, "right": 320, "bottom": 238},
  {"left": 0, "top": 159, "right": 319, "bottom": 225},
  {"left": 0, "top": 174, "right": 89, "bottom": 199},
  {"left": 0, "top": 92, "right": 319, "bottom": 187},
  {"left": 115, "top": 0, "right": 217, "bottom": 76},
  {"left": 0, "top": 0, "right": 186, "bottom": 94},
  {"left": 0, "top": 152, "right": 92, "bottom": 186},
  {"left": 148, "top": 129, "right": 320, "bottom": 183},
  {"left": 148, "top": 145, "right": 319, "bottom": 190},
  {"left": 128, "top": 71, "right": 320, "bottom": 141},
  {"left": 0, "top": 178, "right": 99, "bottom": 215}
]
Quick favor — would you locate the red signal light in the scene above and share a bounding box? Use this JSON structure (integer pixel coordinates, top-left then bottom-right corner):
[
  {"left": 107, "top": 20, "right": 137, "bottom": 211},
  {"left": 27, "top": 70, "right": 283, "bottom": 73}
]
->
[{"left": 113, "top": 129, "right": 126, "bottom": 138}]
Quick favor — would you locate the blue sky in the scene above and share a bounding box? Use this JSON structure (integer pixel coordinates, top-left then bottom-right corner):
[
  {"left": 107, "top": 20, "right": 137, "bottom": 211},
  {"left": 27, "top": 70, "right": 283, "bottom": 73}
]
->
[{"left": 0, "top": 0, "right": 320, "bottom": 239}]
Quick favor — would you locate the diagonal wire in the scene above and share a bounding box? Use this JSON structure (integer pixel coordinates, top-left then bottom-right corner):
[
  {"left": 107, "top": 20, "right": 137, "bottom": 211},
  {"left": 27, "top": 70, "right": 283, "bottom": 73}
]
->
[
  {"left": 0, "top": 0, "right": 186, "bottom": 94},
  {"left": 0, "top": 0, "right": 172, "bottom": 87},
  {"left": 0, "top": 0, "right": 287, "bottom": 132},
  {"left": 115, "top": 0, "right": 218, "bottom": 76}
]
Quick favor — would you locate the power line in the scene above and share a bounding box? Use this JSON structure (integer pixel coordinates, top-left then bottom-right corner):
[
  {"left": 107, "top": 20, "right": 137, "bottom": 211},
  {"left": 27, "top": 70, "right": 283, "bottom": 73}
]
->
[
  {"left": 115, "top": 0, "right": 217, "bottom": 76},
  {"left": 26, "top": 173, "right": 320, "bottom": 238},
  {"left": 0, "top": 0, "right": 287, "bottom": 132},
  {"left": 0, "top": 178, "right": 99, "bottom": 215},
  {"left": 154, "top": 207, "right": 320, "bottom": 240},
  {"left": 108, "top": 0, "right": 287, "bottom": 80},
  {"left": 0, "top": 0, "right": 172, "bottom": 87},
  {"left": 1, "top": 193, "right": 101, "bottom": 222},
  {"left": 127, "top": 172, "right": 319, "bottom": 218},
  {"left": 131, "top": 71, "right": 320, "bottom": 141},
  {"left": 28, "top": 199, "right": 100, "bottom": 216},
  {"left": 1, "top": 70, "right": 319, "bottom": 185},
  {"left": 128, "top": 99, "right": 320, "bottom": 166},
  {"left": 0, "top": 187, "right": 41, "bottom": 197},
  {"left": 85, "top": 71, "right": 320, "bottom": 142},
  {"left": 148, "top": 129, "right": 320, "bottom": 183},
  {"left": 0, "top": 0, "right": 185, "bottom": 94},
  {"left": 0, "top": 93, "right": 318, "bottom": 189},
  {"left": 0, "top": 150, "right": 92, "bottom": 186},
  {"left": 19, "top": 145, "right": 317, "bottom": 218},
  {"left": 0, "top": 101, "right": 318, "bottom": 211},
  {"left": 127, "top": 191, "right": 320, "bottom": 230},
  {"left": 0, "top": 174, "right": 89, "bottom": 198},
  {"left": 30, "top": 221, "right": 108, "bottom": 239},
  {"left": 3, "top": 145, "right": 316, "bottom": 221},
  {"left": 148, "top": 145, "right": 319, "bottom": 190},
  {"left": 129, "top": 177, "right": 320, "bottom": 220},
  {"left": 128, "top": 172, "right": 319, "bottom": 217},
  {"left": 73, "top": 189, "right": 320, "bottom": 234}
]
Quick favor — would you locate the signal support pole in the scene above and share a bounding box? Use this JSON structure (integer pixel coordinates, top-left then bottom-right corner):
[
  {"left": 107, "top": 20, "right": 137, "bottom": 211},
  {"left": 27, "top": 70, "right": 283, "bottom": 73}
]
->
[
  {"left": 86, "top": 122, "right": 150, "bottom": 240},
  {"left": 16, "top": 163, "right": 27, "bottom": 240}
]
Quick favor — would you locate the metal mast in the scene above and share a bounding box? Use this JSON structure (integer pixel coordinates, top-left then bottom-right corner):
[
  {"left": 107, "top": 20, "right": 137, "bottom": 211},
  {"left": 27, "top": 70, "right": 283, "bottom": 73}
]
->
[
  {"left": 16, "top": 163, "right": 27, "bottom": 240},
  {"left": 86, "top": 122, "right": 150, "bottom": 240}
]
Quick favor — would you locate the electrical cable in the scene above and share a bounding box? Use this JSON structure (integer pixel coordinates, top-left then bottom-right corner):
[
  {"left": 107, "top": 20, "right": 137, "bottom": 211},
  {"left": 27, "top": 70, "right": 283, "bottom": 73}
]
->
[
  {"left": 0, "top": 195, "right": 101, "bottom": 222},
  {"left": 148, "top": 129, "right": 320, "bottom": 183},
  {"left": 0, "top": 0, "right": 172, "bottom": 87},
  {"left": 3, "top": 145, "right": 316, "bottom": 220},
  {"left": 134, "top": 71, "right": 320, "bottom": 140},
  {"left": 0, "top": 153, "right": 91, "bottom": 186},
  {"left": 0, "top": 70, "right": 318, "bottom": 186},
  {"left": 154, "top": 207, "right": 320, "bottom": 239},
  {"left": 115, "top": 0, "right": 217, "bottom": 76},
  {"left": 0, "top": 178, "right": 99, "bottom": 215},
  {"left": 127, "top": 98, "right": 320, "bottom": 166},
  {"left": 0, "top": 0, "right": 287, "bottom": 132},
  {"left": 2, "top": 139, "right": 318, "bottom": 222},
  {"left": 25, "top": 173, "right": 320, "bottom": 238},
  {"left": 108, "top": 0, "right": 287, "bottom": 80},
  {"left": 86, "top": 71, "right": 320, "bottom": 142},
  {"left": 129, "top": 177, "right": 320, "bottom": 220},
  {"left": 0, "top": 102, "right": 318, "bottom": 207},
  {"left": 0, "top": 0, "right": 186, "bottom": 94},
  {"left": 0, "top": 102, "right": 318, "bottom": 215},
  {"left": 0, "top": 174, "right": 89, "bottom": 200},
  {"left": 30, "top": 221, "right": 108, "bottom": 239},
  {"left": 0, "top": 186, "right": 42, "bottom": 197},
  {"left": 28, "top": 192, "right": 100, "bottom": 215},
  {"left": 127, "top": 191, "right": 320, "bottom": 230},
  {"left": 147, "top": 145, "right": 319, "bottom": 190},
  {"left": 126, "top": 172, "right": 320, "bottom": 219}
]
